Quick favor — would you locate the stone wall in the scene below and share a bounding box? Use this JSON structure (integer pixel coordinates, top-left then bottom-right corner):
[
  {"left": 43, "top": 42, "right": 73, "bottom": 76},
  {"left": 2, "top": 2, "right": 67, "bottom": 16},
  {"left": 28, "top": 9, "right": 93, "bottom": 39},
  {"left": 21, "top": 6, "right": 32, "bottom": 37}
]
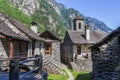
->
[
  {"left": 0, "top": 39, "right": 9, "bottom": 58},
  {"left": 73, "top": 45, "right": 91, "bottom": 60},
  {"left": 61, "top": 33, "right": 74, "bottom": 64},
  {"left": 92, "top": 36, "right": 120, "bottom": 80},
  {"left": 0, "top": 39, "right": 9, "bottom": 70},
  {"left": 44, "top": 41, "right": 60, "bottom": 66},
  {"left": 71, "top": 59, "right": 92, "bottom": 72},
  {"left": 51, "top": 41, "right": 60, "bottom": 65}
]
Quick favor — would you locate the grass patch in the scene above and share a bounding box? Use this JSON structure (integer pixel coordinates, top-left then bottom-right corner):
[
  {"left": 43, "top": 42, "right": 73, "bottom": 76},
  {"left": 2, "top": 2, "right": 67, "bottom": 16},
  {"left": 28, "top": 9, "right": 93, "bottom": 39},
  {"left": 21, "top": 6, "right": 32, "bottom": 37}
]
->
[
  {"left": 48, "top": 69, "right": 68, "bottom": 80},
  {"left": 69, "top": 69, "right": 92, "bottom": 80},
  {"left": 48, "top": 74, "right": 68, "bottom": 80}
]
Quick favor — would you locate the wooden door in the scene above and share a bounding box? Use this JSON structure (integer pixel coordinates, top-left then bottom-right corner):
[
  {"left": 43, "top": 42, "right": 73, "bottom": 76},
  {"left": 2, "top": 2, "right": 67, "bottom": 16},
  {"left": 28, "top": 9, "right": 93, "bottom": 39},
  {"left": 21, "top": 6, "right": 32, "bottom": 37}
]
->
[
  {"left": 45, "top": 43, "right": 51, "bottom": 55},
  {"left": 77, "top": 46, "right": 81, "bottom": 55}
]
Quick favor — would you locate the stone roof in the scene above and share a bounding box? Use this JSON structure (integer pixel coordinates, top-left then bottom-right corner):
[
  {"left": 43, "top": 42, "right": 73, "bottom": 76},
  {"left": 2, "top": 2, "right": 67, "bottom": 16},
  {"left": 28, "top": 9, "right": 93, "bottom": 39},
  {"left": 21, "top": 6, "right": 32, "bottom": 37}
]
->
[
  {"left": 40, "top": 30, "right": 61, "bottom": 41},
  {"left": 0, "top": 13, "right": 45, "bottom": 42},
  {"left": 94, "top": 27, "right": 120, "bottom": 46},
  {"left": 73, "top": 16, "right": 84, "bottom": 20},
  {"left": 0, "top": 19, "right": 31, "bottom": 41},
  {"left": 67, "top": 30, "right": 107, "bottom": 44}
]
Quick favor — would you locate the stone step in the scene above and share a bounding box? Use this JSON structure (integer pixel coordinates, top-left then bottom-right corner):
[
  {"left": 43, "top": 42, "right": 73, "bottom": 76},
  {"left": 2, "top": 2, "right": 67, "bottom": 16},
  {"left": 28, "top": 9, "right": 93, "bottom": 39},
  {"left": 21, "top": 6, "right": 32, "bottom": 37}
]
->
[
  {"left": 43, "top": 60, "right": 47, "bottom": 63},
  {"left": 47, "top": 63, "right": 52, "bottom": 66},
  {"left": 43, "top": 59, "right": 65, "bottom": 75},
  {"left": 54, "top": 68, "right": 59, "bottom": 72},
  {"left": 44, "top": 61, "right": 49, "bottom": 65},
  {"left": 52, "top": 66, "right": 56, "bottom": 70}
]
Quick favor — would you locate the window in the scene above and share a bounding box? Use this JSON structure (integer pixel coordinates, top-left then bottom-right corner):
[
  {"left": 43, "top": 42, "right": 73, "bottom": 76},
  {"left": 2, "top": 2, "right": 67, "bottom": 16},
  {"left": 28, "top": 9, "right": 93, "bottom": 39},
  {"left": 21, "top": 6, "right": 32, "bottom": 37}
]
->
[{"left": 79, "top": 23, "right": 81, "bottom": 29}]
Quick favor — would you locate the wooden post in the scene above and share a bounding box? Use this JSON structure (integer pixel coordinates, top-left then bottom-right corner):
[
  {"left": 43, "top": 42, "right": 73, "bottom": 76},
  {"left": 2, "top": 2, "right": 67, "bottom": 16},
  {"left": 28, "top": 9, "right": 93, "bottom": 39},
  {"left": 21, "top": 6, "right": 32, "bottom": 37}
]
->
[
  {"left": 35, "top": 55, "right": 42, "bottom": 74},
  {"left": 38, "top": 55, "right": 42, "bottom": 74},
  {"left": 32, "top": 41, "right": 35, "bottom": 56},
  {"left": 9, "top": 59, "right": 19, "bottom": 80},
  {"left": 10, "top": 41, "right": 14, "bottom": 58}
]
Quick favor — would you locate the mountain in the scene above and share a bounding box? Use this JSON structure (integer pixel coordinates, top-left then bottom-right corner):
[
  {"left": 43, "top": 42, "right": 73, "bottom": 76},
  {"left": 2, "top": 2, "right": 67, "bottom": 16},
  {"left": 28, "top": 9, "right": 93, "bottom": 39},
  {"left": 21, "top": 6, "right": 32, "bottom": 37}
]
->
[
  {"left": 1, "top": 0, "right": 112, "bottom": 38},
  {"left": 58, "top": 3, "right": 112, "bottom": 33}
]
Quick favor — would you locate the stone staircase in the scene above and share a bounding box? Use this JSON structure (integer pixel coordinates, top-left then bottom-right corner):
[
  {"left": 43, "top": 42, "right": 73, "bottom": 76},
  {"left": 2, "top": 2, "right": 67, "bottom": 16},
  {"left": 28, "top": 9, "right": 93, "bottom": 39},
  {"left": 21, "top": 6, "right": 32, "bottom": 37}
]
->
[{"left": 43, "top": 59, "right": 65, "bottom": 75}]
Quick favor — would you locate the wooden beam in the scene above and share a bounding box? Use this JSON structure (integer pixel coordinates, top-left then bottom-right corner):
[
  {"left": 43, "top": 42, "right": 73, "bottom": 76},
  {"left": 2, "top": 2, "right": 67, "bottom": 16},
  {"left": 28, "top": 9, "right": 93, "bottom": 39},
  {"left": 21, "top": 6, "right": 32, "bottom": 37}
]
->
[{"left": 9, "top": 41, "right": 14, "bottom": 58}]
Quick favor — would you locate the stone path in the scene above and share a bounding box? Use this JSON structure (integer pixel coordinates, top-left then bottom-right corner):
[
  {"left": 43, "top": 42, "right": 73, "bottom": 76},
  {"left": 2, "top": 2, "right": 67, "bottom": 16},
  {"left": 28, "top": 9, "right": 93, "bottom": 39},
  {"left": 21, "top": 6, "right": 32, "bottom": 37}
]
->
[{"left": 61, "top": 64, "right": 74, "bottom": 80}]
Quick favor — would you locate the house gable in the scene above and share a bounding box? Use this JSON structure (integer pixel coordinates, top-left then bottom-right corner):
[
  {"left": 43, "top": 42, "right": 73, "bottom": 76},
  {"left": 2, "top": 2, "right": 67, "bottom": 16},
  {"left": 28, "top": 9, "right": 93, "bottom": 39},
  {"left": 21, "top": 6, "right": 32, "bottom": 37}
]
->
[{"left": 40, "top": 30, "right": 60, "bottom": 41}]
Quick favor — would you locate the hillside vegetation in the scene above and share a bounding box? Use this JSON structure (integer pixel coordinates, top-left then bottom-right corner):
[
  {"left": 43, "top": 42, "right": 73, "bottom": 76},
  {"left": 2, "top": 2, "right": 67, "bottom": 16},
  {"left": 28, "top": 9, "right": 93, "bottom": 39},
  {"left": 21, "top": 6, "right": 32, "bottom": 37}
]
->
[
  {"left": 32, "top": 0, "right": 66, "bottom": 38},
  {"left": 0, "top": 0, "right": 32, "bottom": 26}
]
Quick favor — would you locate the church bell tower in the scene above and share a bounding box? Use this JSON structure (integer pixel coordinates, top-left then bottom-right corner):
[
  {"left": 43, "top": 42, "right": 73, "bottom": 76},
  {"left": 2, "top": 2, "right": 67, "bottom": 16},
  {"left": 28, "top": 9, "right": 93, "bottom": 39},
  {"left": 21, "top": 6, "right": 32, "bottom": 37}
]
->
[{"left": 72, "top": 16, "right": 85, "bottom": 32}]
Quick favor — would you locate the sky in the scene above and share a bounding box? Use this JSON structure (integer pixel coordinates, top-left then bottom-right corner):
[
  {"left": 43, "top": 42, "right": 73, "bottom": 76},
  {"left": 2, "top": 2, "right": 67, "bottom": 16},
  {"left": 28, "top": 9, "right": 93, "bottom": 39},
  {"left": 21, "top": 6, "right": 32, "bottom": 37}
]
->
[{"left": 55, "top": 0, "right": 120, "bottom": 30}]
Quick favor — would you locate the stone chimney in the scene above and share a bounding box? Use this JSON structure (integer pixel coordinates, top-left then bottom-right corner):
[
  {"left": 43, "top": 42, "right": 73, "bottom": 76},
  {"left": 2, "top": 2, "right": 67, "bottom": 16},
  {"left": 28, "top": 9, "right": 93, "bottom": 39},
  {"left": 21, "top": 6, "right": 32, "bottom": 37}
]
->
[
  {"left": 30, "top": 21, "right": 38, "bottom": 33},
  {"left": 85, "top": 25, "right": 90, "bottom": 40}
]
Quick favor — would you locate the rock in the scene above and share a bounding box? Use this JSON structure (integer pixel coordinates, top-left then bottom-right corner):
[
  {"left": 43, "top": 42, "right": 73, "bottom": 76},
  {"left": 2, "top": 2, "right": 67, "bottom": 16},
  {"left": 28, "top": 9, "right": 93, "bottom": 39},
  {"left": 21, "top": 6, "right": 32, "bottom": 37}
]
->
[{"left": 8, "top": 0, "right": 39, "bottom": 16}]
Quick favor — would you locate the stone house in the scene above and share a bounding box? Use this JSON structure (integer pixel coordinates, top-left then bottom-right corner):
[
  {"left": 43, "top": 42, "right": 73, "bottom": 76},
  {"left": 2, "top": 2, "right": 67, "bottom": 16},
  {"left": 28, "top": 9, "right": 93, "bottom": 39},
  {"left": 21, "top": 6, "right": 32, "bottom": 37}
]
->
[
  {"left": 39, "top": 30, "right": 61, "bottom": 65},
  {"left": 61, "top": 16, "right": 107, "bottom": 64},
  {"left": 91, "top": 27, "right": 120, "bottom": 80},
  {"left": 0, "top": 13, "right": 45, "bottom": 58},
  {"left": 0, "top": 19, "right": 30, "bottom": 58}
]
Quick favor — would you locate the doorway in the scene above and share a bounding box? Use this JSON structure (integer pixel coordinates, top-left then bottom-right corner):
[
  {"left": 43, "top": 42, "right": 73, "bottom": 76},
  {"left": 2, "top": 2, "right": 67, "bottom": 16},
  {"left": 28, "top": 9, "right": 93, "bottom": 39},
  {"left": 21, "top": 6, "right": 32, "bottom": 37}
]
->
[
  {"left": 77, "top": 46, "right": 81, "bottom": 55},
  {"left": 45, "top": 43, "right": 51, "bottom": 55}
]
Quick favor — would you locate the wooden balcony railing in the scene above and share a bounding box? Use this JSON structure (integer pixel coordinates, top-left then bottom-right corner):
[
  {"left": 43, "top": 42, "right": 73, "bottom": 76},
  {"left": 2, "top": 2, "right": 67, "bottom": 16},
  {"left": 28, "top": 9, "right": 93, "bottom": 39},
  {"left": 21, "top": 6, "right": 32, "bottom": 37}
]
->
[{"left": 0, "top": 55, "right": 48, "bottom": 80}]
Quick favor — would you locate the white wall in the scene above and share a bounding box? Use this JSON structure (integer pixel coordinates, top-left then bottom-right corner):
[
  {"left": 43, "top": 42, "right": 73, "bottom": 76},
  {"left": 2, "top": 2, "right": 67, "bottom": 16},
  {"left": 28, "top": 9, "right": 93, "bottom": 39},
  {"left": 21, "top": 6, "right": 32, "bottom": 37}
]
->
[{"left": 34, "top": 41, "right": 44, "bottom": 56}]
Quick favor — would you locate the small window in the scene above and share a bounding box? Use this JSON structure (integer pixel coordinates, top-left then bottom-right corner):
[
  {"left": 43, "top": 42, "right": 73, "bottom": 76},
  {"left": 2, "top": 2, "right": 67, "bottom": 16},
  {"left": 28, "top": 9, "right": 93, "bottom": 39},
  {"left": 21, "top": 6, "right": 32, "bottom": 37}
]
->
[{"left": 79, "top": 23, "right": 81, "bottom": 29}]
